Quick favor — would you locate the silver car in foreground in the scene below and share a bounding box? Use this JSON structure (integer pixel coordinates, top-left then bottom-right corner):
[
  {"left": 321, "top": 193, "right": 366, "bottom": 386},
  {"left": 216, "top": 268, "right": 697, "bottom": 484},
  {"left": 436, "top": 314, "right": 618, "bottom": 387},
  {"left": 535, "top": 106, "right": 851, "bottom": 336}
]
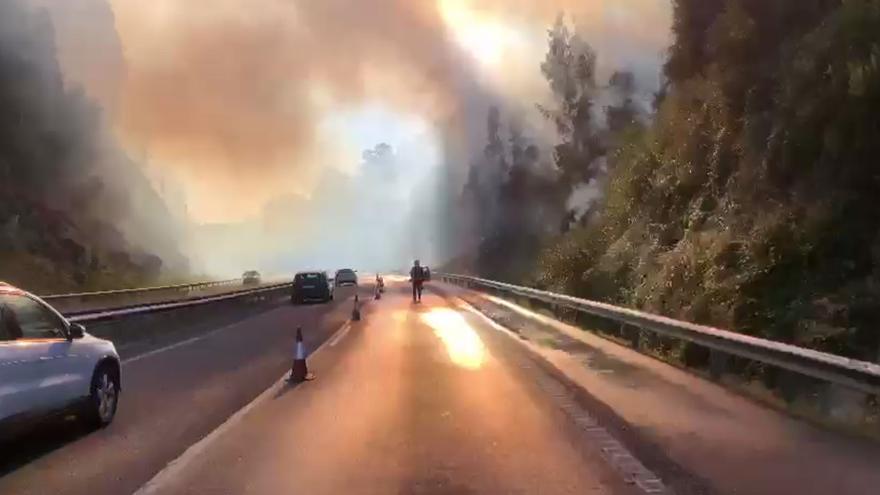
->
[{"left": 0, "top": 283, "right": 121, "bottom": 439}]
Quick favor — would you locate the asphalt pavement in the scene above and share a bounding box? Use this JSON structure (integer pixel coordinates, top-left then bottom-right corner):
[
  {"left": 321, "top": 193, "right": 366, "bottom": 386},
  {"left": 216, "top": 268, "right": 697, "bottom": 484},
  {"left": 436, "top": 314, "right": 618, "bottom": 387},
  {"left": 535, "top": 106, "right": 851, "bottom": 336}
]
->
[
  {"left": 0, "top": 286, "right": 363, "bottom": 495},
  {"left": 444, "top": 285, "right": 880, "bottom": 495},
  {"left": 13, "top": 280, "right": 872, "bottom": 495},
  {"left": 129, "top": 284, "right": 634, "bottom": 495}
]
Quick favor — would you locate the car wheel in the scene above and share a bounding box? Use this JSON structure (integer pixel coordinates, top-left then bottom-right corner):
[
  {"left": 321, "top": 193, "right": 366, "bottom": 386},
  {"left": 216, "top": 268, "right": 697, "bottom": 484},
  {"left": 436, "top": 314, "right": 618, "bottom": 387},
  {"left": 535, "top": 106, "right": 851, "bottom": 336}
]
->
[{"left": 84, "top": 363, "right": 119, "bottom": 428}]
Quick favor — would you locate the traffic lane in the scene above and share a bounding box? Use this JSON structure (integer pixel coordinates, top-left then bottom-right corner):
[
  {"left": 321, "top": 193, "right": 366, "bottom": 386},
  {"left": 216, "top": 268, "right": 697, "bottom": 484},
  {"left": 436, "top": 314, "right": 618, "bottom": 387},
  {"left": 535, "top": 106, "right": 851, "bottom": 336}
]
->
[
  {"left": 0, "top": 287, "right": 363, "bottom": 495},
  {"left": 138, "top": 287, "right": 634, "bottom": 495}
]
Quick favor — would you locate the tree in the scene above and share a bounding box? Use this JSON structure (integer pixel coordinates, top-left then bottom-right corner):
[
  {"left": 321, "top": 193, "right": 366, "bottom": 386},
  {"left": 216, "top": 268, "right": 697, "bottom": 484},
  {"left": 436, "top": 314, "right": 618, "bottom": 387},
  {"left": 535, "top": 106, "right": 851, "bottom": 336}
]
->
[
  {"left": 664, "top": 0, "right": 726, "bottom": 82},
  {"left": 539, "top": 0, "right": 880, "bottom": 363},
  {"left": 606, "top": 70, "right": 640, "bottom": 135},
  {"left": 509, "top": 117, "right": 525, "bottom": 172},
  {"left": 484, "top": 106, "right": 507, "bottom": 175},
  {"left": 539, "top": 15, "right": 604, "bottom": 187}
]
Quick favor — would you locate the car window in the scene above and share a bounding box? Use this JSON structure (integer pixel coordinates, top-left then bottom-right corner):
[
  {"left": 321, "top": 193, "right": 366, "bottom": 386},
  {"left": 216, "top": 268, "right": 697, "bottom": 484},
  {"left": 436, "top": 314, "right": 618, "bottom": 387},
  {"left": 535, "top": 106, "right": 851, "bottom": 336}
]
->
[
  {"left": 0, "top": 294, "right": 66, "bottom": 340},
  {"left": 0, "top": 303, "right": 23, "bottom": 341}
]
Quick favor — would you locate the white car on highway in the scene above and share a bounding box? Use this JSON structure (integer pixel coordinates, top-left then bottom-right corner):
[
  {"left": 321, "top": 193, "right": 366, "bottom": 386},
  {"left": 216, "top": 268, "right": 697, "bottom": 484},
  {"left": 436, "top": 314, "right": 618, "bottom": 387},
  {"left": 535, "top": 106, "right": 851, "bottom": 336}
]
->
[{"left": 0, "top": 283, "right": 121, "bottom": 438}]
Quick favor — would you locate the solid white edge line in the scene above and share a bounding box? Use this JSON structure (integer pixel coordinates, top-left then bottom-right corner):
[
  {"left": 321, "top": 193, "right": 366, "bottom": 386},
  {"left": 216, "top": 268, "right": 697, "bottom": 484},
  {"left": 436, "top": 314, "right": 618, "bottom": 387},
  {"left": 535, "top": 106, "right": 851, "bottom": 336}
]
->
[
  {"left": 329, "top": 321, "right": 352, "bottom": 347},
  {"left": 453, "top": 295, "right": 668, "bottom": 494},
  {"left": 131, "top": 318, "right": 351, "bottom": 495},
  {"left": 455, "top": 298, "right": 521, "bottom": 337}
]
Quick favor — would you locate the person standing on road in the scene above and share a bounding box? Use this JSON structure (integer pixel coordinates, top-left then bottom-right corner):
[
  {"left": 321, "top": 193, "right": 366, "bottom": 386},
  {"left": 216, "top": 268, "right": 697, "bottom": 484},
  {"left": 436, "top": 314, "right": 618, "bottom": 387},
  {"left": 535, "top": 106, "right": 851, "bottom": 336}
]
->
[{"left": 410, "top": 259, "right": 425, "bottom": 303}]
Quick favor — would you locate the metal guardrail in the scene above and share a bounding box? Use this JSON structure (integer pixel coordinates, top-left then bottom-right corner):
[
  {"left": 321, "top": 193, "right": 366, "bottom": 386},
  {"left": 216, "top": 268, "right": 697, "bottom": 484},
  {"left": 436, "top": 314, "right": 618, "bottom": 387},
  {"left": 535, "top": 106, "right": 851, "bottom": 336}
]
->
[
  {"left": 68, "top": 282, "right": 293, "bottom": 323},
  {"left": 439, "top": 273, "right": 880, "bottom": 396},
  {"left": 42, "top": 278, "right": 242, "bottom": 301}
]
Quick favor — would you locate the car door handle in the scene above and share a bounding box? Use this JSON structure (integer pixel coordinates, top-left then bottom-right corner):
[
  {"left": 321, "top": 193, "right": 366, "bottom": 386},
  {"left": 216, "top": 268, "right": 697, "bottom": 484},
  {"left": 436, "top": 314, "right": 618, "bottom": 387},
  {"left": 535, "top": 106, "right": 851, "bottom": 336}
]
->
[{"left": 39, "top": 355, "right": 65, "bottom": 361}]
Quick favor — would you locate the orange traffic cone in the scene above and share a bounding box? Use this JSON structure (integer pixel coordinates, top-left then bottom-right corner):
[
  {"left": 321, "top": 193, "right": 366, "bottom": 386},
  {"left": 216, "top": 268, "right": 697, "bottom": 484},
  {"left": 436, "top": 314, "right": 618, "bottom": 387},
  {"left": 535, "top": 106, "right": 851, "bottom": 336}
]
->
[
  {"left": 289, "top": 327, "right": 315, "bottom": 382},
  {"left": 352, "top": 294, "right": 361, "bottom": 321}
]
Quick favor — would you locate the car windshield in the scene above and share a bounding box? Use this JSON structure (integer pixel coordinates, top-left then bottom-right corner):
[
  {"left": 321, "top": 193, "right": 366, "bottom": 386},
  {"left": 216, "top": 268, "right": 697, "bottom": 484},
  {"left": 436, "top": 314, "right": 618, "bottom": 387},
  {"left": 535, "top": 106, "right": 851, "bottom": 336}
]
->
[{"left": 4, "top": 1, "right": 879, "bottom": 494}]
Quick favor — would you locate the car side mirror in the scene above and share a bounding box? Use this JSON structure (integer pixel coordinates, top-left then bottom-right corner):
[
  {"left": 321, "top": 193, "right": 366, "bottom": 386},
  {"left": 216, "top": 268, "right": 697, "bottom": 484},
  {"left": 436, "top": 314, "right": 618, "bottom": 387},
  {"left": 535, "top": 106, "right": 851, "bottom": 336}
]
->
[{"left": 68, "top": 323, "right": 85, "bottom": 340}]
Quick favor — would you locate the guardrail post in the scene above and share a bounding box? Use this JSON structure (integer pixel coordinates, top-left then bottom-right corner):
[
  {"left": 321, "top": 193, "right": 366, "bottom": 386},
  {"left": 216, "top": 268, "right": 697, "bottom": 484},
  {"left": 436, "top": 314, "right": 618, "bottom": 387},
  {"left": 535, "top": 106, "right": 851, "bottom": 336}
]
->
[
  {"left": 772, "top": 370, "right": 800, "bottom": 404},
  {"left": 709, "top": 349, "right": 729, "bottom": 380},
  {"left": 820, "top": 384, "right": 868, "bottom": 424},
  {"left": 623, "top": 324, "right": 641, "bottom": 349}
]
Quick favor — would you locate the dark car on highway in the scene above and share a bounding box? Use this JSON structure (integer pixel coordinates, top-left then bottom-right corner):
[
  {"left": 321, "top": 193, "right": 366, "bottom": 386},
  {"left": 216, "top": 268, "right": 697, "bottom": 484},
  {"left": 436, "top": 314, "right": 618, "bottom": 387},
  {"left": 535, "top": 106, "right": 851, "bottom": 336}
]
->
[
  {"left": 242, "top": 270, "right": 261, "bottom": 285},
  {"left": 291, "top": 271, "right": 332, "bottom": 304},
  {"left": 334, "top": 269, "right": 358, "bottom": 287}
]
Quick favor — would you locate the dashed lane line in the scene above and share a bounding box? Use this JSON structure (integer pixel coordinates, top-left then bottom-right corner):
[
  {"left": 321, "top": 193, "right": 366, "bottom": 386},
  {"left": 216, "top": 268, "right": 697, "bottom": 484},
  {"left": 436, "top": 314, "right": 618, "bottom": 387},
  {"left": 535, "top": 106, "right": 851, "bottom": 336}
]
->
[{"left": 329, "top": 321, "right": 352, "bottom": 346}]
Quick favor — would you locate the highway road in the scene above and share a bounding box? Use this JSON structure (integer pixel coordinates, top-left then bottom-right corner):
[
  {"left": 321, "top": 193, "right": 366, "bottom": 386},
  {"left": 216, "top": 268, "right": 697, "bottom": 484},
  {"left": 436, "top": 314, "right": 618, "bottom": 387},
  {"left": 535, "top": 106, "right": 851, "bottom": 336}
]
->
[
  {"left": 4, "top": 280, "right": 879, "bottom": 495},
  {"left": 130, "top": 284, "right": 636, "bottom": 495},
  {"left": 0, "top": 283, "right": 636, "bottom": 495},
  {"left": 0, "top": 286, "right": 362, "bottom": 495}
]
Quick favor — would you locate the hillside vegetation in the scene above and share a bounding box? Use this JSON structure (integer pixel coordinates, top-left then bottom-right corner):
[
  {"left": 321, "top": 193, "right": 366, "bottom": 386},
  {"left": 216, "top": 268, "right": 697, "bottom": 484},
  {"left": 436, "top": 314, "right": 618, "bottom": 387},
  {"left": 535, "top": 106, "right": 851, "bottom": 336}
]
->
[
  {"left": 0, "top": 0, "right": 186, "bottom": 293},
  {"left": 538, "top": 0, "right": 880, "bottom": 361}
]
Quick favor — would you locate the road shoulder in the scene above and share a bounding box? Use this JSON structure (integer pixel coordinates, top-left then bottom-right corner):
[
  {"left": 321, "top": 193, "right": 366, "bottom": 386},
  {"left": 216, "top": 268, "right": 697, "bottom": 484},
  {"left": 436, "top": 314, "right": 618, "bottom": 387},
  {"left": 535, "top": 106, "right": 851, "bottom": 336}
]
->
[{"left": 433, "top": 283, "right": 880, "bottom": 495}]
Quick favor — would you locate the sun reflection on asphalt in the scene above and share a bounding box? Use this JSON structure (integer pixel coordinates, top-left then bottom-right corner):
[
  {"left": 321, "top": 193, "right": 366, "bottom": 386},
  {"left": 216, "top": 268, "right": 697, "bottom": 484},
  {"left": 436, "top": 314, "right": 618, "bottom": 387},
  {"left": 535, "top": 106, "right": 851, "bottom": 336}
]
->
[{"left": 421, "top": 308, "right": 487, "bottom": 370}]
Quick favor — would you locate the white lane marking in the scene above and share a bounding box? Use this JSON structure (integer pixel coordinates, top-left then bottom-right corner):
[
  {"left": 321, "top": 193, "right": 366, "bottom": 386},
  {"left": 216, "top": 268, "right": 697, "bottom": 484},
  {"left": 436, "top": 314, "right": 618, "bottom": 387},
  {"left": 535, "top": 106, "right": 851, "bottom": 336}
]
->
[
  {"left": 457, "top": 299, "right": 519, "bottom": 337},
  {"left": 121, "top": 299, "right": 343, "bottom": 365},
  {"left": 121, "top": 321, "right": 244, "bottom": 365},
  {"left": 131, "top": 319, "right": 350, "bottom": 495},
  {"left": 121, "top": 302, "right": 302, "bottom": 365},
  {"left": 328, "top": 322, "right": 352, "bottom": 347},
  {"left": 132, "top": 375, "right": 287, "bottom": 495}
]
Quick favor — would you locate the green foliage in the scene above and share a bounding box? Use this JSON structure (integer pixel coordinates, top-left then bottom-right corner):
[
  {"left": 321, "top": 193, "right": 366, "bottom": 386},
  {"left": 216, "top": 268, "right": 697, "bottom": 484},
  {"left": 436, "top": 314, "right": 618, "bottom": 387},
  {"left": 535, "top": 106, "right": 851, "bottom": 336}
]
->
[
  {"left": 460, "top": 106, "right": 565, "bottom": 283},
  {"left": 540, "top": 15, "right": 604, "bottom": 187},
  {"left": 606, "top": 71, "right": 641, "bottom": 135},
  {"left": 539, "top": 0, "right": 880, "bottom": 360}
]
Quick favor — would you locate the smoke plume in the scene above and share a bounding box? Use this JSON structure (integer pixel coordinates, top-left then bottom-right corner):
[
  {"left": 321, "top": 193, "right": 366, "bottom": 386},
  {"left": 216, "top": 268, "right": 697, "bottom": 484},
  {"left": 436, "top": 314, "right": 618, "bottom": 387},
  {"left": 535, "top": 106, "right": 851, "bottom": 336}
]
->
[
  {"left": 0, "top": 0, "right": 188, "bottom": 290},
  {"left": 18, "top": 0, "right": 671, "bottom": 276},
  {"left": 66, "top": 0, "right": 667, "bottom": 221}
]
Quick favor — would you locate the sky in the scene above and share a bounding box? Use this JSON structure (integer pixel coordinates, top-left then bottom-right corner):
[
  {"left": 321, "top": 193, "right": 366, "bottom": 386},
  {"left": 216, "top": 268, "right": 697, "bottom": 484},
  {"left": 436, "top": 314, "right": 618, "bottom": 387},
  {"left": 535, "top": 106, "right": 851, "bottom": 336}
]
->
[{"left": 29, "top": 0, "right": 672, "bottom": 275}]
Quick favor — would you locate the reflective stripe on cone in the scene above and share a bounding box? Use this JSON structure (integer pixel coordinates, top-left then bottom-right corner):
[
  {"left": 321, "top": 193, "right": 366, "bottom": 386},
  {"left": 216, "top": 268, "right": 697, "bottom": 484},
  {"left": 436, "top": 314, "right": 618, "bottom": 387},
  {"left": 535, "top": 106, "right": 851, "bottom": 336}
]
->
[{"left": 290, "top": 327, "right": 314, "bottom": 382}]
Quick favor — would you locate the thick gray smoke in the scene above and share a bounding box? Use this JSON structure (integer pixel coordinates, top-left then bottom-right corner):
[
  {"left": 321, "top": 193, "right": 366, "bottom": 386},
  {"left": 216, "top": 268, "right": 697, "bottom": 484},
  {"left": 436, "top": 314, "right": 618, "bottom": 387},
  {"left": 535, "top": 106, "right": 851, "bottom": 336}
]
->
[
  {"left": 9, "top": 0, "right": 671, "bottom": 280},
  {"left": 0, "top": 0, "right": 186, "bottom": 290}
]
